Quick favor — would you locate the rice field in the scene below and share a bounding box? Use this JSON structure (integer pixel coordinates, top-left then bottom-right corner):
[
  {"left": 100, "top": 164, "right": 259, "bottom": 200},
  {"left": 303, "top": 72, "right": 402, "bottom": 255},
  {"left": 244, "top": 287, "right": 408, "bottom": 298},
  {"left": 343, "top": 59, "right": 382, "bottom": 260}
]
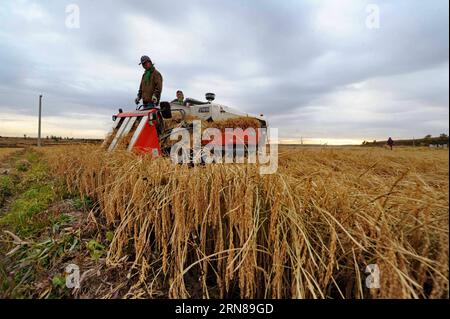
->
[
  {"left": 0, "top": 148, "right": 22, "bottom": 161},
  {"left": 41, "top": 145, "right": 449, "bottom": 299}
]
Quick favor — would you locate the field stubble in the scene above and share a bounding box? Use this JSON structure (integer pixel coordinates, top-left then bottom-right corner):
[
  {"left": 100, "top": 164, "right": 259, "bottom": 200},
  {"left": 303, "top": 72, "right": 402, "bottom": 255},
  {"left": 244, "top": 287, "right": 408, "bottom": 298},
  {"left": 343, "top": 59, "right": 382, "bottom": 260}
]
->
[
  {"left": 43, "top": 145, "right": 449, "bottom": 299},
  {"left": 0, "top": 148, "right": 23, "bottom": 162}
]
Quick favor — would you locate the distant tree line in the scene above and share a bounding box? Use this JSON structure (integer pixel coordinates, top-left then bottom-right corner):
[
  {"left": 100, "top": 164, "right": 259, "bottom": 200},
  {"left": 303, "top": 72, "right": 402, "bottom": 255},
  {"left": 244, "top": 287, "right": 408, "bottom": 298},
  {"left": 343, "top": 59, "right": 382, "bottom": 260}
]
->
[{"left": 362, "top": 134, "right": 449, "bottom": 147}]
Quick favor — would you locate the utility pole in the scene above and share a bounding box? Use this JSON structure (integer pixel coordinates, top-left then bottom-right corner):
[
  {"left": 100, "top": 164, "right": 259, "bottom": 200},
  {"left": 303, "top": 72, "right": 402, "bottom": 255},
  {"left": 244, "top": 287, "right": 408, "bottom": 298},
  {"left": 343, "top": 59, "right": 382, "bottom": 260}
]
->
[{"left": 38, "top": 94, "right": 42, "bottom": 147}]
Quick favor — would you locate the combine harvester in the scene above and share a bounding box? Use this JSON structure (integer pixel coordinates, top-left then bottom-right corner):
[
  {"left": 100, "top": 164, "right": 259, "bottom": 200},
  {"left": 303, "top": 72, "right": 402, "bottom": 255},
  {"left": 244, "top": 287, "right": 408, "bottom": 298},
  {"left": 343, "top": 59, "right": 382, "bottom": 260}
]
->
[{"left": 102, "top": 93, "right": 268, "bottom": 160}]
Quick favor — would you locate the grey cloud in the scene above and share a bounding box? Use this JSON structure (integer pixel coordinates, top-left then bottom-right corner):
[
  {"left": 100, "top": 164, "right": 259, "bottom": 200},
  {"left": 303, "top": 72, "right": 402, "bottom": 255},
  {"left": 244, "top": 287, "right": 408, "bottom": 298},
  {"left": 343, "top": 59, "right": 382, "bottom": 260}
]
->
[{"left": 0, "top": 0, "right": 448, "bottom": 140}]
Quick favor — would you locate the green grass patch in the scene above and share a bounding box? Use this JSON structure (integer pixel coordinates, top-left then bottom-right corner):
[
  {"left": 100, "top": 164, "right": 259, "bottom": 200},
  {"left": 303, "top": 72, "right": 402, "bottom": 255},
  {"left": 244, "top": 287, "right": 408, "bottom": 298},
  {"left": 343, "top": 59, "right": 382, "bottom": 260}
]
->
[
  {"left": 15, "top": 159, "right": 31, "bottom": 172},
  {"left": 0, "top": 149, "right": 100, "bottom": 298},
  {"left": 86, "top": 239, "right": 105, "bottom": 261},
  {"left": 0, "top": 184, "right": 56, "bottom": 237},
  {"left": 1, "top": 231, "right": 80, "bottom": 298},
  {"left": 72, "top": 195, "right": 93, "bottom": 211},
  {"left": 0, "top": 176, "right": 13, "bottom": 206},
  {"left": 0, "top": 150, "right": 59, "bottom": 237}
]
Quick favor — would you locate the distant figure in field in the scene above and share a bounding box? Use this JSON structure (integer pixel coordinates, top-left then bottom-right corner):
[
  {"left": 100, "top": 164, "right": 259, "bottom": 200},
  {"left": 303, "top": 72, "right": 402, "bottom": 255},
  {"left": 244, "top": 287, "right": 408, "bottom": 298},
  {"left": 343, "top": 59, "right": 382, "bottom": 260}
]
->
[{"left": 387, "top": 137, "right": 394, "bottom": 150}]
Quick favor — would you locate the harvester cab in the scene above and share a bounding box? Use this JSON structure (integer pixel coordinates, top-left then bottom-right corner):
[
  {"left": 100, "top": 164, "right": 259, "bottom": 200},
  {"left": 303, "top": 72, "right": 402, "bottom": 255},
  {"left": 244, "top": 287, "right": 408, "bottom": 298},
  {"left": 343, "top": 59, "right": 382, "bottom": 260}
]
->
[{"left": 103, "top": 93, "right": 268, "bottom": 158}]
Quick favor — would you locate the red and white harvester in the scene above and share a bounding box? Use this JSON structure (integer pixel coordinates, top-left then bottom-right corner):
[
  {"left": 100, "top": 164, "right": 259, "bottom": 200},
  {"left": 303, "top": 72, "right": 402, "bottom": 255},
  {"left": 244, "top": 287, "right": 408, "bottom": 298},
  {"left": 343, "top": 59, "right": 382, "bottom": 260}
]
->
[{"left": 103, "top": 93, "right": 268, "bottom": 158}]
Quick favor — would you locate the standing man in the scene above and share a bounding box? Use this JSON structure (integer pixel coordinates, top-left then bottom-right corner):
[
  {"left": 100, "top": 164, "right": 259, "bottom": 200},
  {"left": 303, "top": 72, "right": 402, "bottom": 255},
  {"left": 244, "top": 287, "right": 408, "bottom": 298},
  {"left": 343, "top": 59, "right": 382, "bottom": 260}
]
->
[
  {"left": 135, "top": 55, "right": 163, "bottom": 109},
  {"left": 171, "top": 90, "right": 184, "bottom": 105},
  {"left": 387, "top": 137, "right": 394, "bottom": 150}
]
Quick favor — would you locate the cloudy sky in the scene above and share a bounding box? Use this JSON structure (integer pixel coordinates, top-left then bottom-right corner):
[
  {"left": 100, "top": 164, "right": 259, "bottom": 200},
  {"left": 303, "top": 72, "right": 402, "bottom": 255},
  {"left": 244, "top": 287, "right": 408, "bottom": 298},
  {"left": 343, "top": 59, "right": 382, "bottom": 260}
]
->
[{"left": 0, "top": 0, "right": 448, "bottom": 144}]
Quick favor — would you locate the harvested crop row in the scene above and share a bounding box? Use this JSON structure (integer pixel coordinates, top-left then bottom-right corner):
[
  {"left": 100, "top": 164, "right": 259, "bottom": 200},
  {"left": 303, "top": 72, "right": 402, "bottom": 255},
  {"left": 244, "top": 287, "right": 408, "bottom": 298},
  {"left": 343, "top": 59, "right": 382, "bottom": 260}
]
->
[
  {"left": 43, "top": 146, "right": 449, "bottom": 298},
  {"left": 164, "top": 115, "right": 261, "bottom": 131}
]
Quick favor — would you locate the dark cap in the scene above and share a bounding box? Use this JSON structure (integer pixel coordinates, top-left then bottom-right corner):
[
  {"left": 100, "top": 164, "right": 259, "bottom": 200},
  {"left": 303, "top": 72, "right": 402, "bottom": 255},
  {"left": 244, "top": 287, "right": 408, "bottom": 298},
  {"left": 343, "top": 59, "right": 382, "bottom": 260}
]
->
[{"left": 139, "top": 55, "right": 151, "bottom": 65}]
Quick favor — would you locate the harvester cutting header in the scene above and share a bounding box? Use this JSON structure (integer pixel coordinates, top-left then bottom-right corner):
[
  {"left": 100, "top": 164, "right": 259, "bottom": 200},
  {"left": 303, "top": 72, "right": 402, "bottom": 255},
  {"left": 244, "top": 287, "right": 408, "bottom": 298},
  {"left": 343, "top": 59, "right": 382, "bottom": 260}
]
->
[{"left": 102, "top": 55, "right": 268, "bottom": 159}]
